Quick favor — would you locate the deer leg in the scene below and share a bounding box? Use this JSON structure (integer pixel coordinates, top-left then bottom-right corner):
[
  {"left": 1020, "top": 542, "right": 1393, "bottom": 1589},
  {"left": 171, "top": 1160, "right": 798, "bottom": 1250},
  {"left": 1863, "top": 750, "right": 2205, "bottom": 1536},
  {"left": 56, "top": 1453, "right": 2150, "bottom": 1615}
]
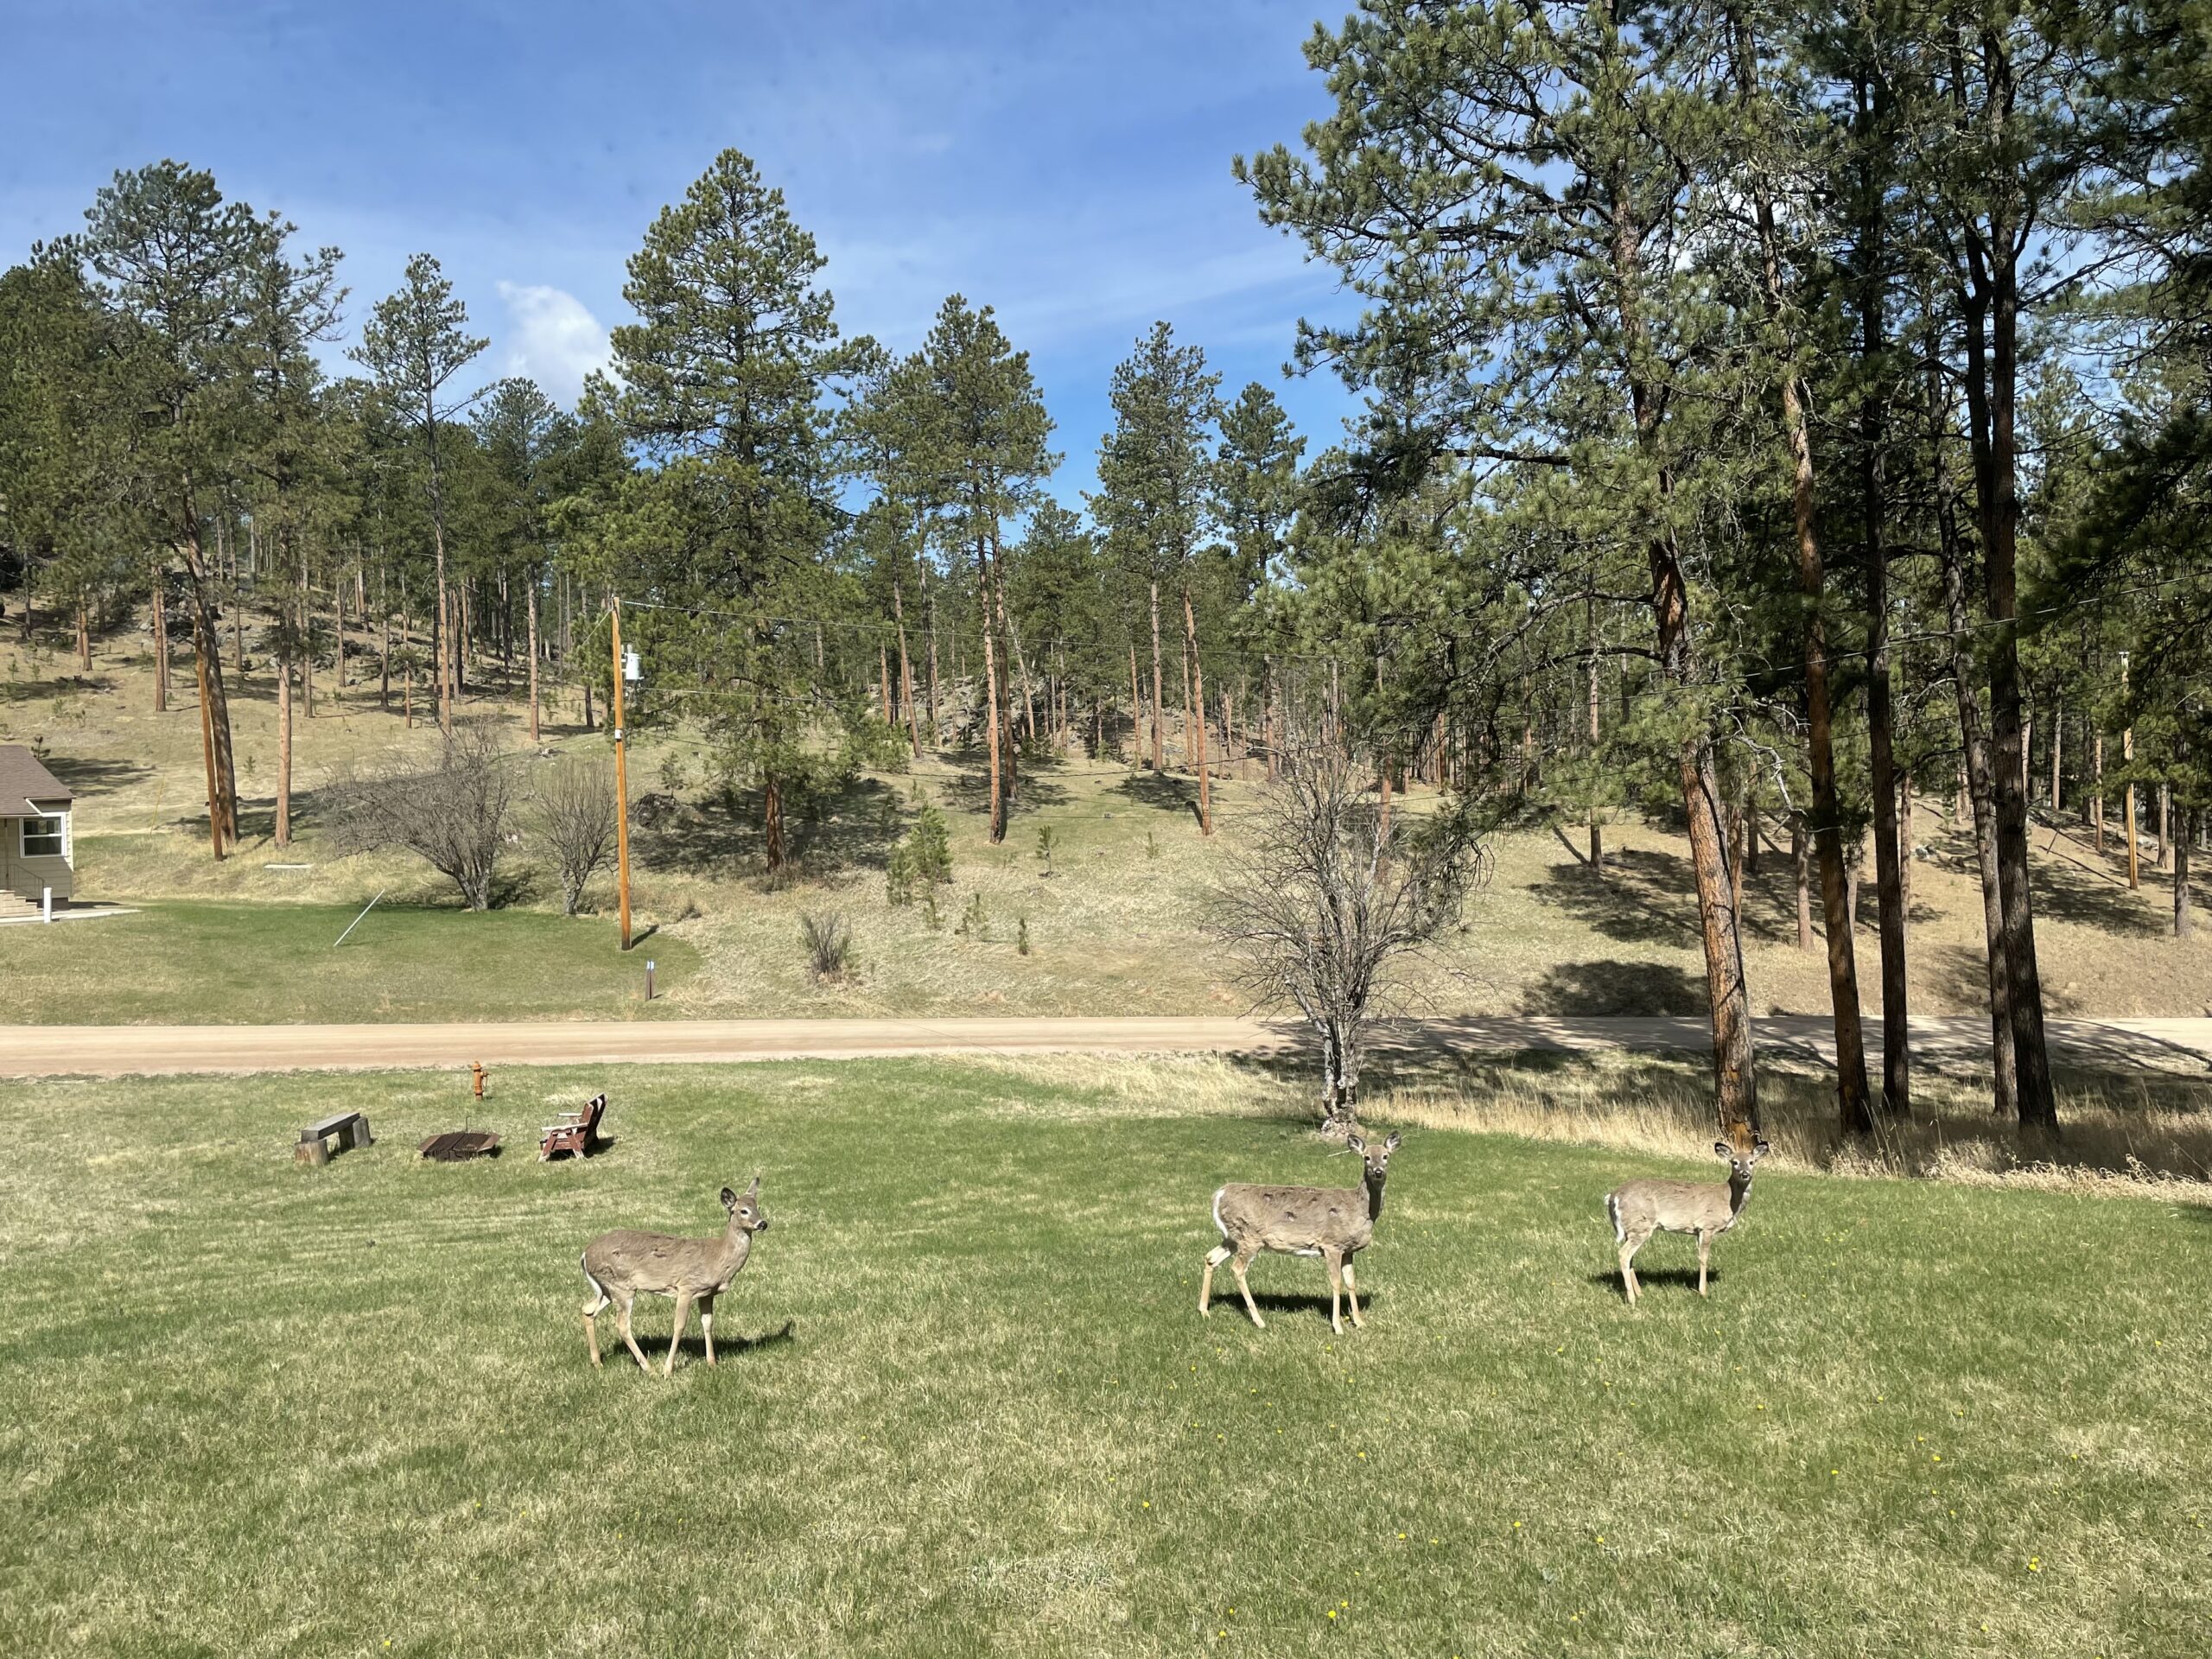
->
[
  {"left": 1231, "top": 1248, "right": 1265, "bottom": 1329},
  {"left": 1697, "top": 1232, "right": 1712, "bottom": 1297},
  {"left": 1342, "top": 1258, "right": 1363, "bottom": 1329},
  {"left": 582, "top": 1272, "right": 610, "bottom": 1368},
  {"left": 1618, "top": 1239, "right": 1642, "bottom": 1307},
  {"left": 1324, "top": 1250, "right": 1345, "bottom": 1336},
  {"left": 617, "top": 1292, "right": 652, "bottom": 1372},
  {"left": 664, "top": 1290, "right": 694, "bottom": 1377},
  {"left": 1201, "top": 1243, "right": 1231, "bottom": 1316},
  {"left": 698, "top": 1294, "right": 716, "bottom": 1367}
]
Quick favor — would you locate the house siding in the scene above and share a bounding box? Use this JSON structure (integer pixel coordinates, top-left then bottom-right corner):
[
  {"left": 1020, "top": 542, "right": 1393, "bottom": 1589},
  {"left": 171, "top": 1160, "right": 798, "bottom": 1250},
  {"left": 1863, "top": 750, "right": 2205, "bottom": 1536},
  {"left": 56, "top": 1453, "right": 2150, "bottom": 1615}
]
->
[{"left": 3, "top": 802, "right": 73, "bottom": 901}]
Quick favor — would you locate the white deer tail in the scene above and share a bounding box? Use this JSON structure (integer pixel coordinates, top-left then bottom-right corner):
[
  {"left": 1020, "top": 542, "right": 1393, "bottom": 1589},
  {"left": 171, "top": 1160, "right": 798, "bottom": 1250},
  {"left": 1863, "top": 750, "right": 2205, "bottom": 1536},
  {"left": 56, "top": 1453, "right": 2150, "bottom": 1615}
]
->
[
  {"left": 1211, "top": 1186, "right": 1229, "bottom": 1242},
  {"left": 1605, "top": 1192, "right": 1624, "bottom": 1246}
]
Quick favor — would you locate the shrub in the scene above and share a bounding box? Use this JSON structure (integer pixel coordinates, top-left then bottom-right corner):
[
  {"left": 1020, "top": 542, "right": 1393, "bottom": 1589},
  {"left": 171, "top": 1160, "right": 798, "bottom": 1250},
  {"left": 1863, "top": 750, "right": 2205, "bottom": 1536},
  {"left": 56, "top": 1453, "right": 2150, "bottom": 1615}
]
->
[
  {"left": 330, "top": 719, "right": 517, "bottom": 911},
  {"left": 1018, "top": 915, "right": 1031, "bottom": 956},
  {"left": 954, "top": 892, "right": 988, "bottom": 939},
  {"left": 531, "top": 755, "right": 619, "bottom": 916},
  {"left": 800, "top": 910, "right": 855, "bottom": 981},
  {"left": 886, "top": 843, "right": 918, "bottom": 906},
  {"left": 1034, "top": 824, "right": 1057, "bottom": 876},
  {"left": 908, "top": 804, "right": 952, "bottom": 885}
]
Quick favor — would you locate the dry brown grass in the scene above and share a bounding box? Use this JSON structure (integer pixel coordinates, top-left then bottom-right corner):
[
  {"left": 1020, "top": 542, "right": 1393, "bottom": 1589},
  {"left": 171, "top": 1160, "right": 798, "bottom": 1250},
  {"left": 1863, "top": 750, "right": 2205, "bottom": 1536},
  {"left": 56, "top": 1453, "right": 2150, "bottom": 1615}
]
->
[{"left": 13, "top": 613, "right": 2212, "bottom": 1028}]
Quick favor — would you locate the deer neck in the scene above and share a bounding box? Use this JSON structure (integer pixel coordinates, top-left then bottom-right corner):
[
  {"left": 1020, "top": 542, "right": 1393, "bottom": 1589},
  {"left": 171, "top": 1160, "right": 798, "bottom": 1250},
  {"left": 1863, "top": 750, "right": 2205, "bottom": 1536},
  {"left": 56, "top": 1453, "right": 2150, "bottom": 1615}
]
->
[
  {"left": 1727, "top": 1168, "right": 1754, "bottom": 1217},
  {"left": 1363, "top": 1167, "right": 1388, "bottom": 1226}
]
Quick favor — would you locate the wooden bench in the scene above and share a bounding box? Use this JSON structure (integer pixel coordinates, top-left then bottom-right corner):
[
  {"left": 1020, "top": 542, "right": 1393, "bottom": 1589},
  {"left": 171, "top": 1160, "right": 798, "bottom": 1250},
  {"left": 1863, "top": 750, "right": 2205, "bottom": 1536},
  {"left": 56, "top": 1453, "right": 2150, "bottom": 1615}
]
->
[
  {"left": 539, "top": 1092, "right": 607, "bottom": 1161},
  {"left": 297, "top": 1110, "right": 373, "bottom": 1166}
]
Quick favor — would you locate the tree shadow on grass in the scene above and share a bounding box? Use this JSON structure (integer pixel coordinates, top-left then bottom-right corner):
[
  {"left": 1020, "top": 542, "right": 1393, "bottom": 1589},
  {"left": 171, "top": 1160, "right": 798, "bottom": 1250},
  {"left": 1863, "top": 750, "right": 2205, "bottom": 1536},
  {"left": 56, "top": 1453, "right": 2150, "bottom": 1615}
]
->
[
  {"left": 936, "top": 750, "right": 1072, "bottom": 819},
  {"left": 1114, "top": 769, "right": 1203, "bottom": 819},
  {"left": 639, "top": 777, "right": 906, "bottom": 878},
  {"left": 0, "top": 671, "right": 118, "bottom": 704},
  {"left": 38, "top": 755, "right": 150, "bottom": 795},
  {"left": 1517, "top": 959, "right": 1709, "bottom": 1017}
]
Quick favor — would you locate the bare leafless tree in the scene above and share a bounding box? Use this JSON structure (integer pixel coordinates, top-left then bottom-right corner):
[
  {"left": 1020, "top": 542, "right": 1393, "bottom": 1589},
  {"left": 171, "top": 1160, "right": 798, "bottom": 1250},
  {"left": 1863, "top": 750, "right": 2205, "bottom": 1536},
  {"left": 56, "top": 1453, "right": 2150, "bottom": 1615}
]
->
[
  {"left": 531, "top": 754, "right": 618, "bottom": 916},
  {"left": 331, "top": 719, "right": 516, "bottom": 910},
  {"left": 1205, "top": 745, "right": 1484, "bottom": 1131}
]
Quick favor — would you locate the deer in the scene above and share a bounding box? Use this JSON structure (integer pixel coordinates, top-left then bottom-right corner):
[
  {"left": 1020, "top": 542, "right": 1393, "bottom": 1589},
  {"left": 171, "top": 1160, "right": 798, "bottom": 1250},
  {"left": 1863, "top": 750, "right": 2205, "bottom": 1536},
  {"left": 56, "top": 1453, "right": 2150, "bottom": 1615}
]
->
[
  {"left": 1605, "top": 1139, "right": 1769, "bottom": 1306},
  {"left": 580, "top": 1176, "right": 770, "bottom": 1376},
  {"left": 1201, "top": 1130, "right": 1401, "bottom": 1335}
]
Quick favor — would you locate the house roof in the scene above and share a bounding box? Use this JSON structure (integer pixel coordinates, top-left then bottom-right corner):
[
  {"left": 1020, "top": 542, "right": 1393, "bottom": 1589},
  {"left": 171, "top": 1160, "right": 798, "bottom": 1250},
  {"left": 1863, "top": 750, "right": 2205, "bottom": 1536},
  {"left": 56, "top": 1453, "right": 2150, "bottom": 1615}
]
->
[{"left": 0, "top": 745, "right": 73, "bottom": 817}]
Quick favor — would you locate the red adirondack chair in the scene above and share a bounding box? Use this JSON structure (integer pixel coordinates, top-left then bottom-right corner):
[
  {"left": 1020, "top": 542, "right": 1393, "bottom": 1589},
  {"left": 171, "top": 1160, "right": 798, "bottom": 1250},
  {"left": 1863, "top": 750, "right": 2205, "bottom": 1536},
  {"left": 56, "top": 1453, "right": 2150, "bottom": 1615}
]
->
[{"left": 539, "top": 1092, "right": 607, "bottom": 1161}]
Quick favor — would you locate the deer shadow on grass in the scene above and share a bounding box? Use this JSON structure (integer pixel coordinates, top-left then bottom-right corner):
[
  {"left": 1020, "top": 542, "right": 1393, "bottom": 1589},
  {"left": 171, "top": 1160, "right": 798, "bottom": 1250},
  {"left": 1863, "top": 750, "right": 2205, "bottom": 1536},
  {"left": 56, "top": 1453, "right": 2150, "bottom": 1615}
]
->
[
  {"left": 1585, "top": 1268, "right": 1718, "bottom": 1301},
  {"left": 1218, "top": 1289, "right": 1384, "bottom": 1325},
  {"left": 645, "top": 1319, "right": 797, "bottom": 1363}
]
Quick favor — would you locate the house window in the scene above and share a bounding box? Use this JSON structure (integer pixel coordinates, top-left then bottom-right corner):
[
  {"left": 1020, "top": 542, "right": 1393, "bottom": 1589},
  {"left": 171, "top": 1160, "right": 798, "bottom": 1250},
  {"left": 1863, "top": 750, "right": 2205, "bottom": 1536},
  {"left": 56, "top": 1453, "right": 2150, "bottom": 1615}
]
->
[{"left": 22, "top": 814, "right": 63, "bottom": 858}]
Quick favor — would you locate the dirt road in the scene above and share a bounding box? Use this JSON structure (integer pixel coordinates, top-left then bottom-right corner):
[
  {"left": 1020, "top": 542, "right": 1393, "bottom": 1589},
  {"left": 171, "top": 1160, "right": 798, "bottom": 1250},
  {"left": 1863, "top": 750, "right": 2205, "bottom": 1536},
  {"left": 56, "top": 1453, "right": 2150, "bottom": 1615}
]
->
[{"left": 3, "top": 1014, "right": 2209, "bottom": 1077}]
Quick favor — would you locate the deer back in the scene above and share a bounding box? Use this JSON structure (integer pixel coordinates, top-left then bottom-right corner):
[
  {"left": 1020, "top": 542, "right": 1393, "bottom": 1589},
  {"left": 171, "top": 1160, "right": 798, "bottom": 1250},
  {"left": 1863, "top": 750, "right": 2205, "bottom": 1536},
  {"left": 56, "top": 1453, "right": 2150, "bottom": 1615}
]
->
[
  {"left": 1606, "top": 1177, "right": 1735, "bottom": 1239},
  {"left": 584, "top": 1221, "right": 749, "bottom": 1296},
  {"left": 1215, "top": 1181, "right": 1375, "bottom": 1256}
]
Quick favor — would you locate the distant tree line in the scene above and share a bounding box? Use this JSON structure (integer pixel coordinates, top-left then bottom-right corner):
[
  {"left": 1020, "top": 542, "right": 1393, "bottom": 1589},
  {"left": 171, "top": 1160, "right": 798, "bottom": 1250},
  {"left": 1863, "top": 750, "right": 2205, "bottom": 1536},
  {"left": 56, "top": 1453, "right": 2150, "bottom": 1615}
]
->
[{"left": 5, "top": 0, "right": 2212, "bottom": 1144}]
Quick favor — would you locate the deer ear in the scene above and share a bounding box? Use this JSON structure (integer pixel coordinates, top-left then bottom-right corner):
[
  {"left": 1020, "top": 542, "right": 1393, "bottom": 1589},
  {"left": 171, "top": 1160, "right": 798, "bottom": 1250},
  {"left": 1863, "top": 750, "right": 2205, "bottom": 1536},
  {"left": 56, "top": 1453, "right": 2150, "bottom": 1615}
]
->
[
  {"left": 747, "top": 1172, "right": 762, "bottom": 1196},
  {"left": 1383, "top": 1131, "right": 1402, "bottom": 1152},
  {"left": 1344, "top": 1133, "right": 1367, "bottom": 1154},
  {"left": 1713, "top": 1141, "right": 1732, "bottom": 1159},
  {"left": 1753, "top": 1140, "right": 1771, "bottom": 1158},
  {"left": 720, "top": 1186, "right": 740, "bottom": 1209}
]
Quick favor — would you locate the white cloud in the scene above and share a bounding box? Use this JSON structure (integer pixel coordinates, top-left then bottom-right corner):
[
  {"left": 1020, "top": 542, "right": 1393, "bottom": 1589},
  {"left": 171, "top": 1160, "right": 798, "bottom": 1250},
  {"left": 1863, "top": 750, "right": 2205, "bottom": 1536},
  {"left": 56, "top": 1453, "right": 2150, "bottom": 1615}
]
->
[{"left": 494, "top": 281, "right": 613, "bottom": 406}]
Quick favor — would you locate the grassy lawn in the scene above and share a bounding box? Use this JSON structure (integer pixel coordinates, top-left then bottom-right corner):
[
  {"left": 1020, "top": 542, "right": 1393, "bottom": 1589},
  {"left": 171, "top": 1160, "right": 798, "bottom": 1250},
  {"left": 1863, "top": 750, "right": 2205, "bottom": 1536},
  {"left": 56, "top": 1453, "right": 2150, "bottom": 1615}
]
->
[
  {"left": 3, "top": 1057, "right": 2203, "bottom": 1656},
  {"left": 0, "top": 899, "right": 693, "bottom": 1023}
]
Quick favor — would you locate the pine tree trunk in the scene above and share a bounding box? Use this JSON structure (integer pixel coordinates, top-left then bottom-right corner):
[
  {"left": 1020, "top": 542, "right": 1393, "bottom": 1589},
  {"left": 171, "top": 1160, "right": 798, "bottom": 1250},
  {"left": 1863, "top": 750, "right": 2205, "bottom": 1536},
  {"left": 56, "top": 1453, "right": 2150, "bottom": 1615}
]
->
[
  {"left": 76, "top": 603, "right": 91, "bottom": 671},
  {"left": 276, "top": 655, "right": 292, "bottom": 848},
  {"left": 1149, "top": 579, "right": 1164, "bottom": 772},
  {"left": 1864, "top": 387, "right": 1910, "bottom": 1116},
  {"left": 1964, "top": 273, "right": 2057, "bottom": 1134},
  {"left": 2094, "top": 733, "right": 2105, "bottom": 850},
  {"left": 525, "top": 571, "right": 540, "bottom": 743},
  {"left": 150, "top": 560, "right": 169, "bottom": 712},
  {"left": 1128, "top": 643, "right": 1143, "bottom": 766},
  {"left": 1793, "top": 814, "right": 1813, "bottom": 951},
  {"left": 1936, "top": 412, "right": 2018, "bottom": 1119},
  {"left": 1185, "top": 585, "right": 1211, "bottom": 836},
  {"left": 764, "top": 772, "right": 785, "bottom": 871},
  {"left": 893, "top": 578, "right": 920, "bottom": 757},
  {"left": 981, "top": 535, "right": 1007, "bottom": 844},
  {"left": 2176, "top": 803, "right": 2194, "bottom": 938}
]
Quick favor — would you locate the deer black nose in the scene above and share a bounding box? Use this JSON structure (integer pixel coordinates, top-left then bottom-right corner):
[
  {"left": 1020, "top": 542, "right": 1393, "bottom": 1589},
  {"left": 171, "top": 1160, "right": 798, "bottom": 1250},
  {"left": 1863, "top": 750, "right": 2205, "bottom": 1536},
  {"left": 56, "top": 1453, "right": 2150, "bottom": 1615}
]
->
[{"left": 757, "top": 1217, "right": 770, "bottom": 1230}]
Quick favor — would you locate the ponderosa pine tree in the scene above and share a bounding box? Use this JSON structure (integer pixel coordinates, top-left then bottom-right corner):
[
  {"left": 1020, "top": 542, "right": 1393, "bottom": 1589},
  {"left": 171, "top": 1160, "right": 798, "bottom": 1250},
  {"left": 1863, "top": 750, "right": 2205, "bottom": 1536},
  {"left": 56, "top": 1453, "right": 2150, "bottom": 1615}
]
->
[
  {"left": 913, "top": 296, "right": 1056, "bottom": 842},
  {"left": 1241, "top": 0, "right": 1764, "bottom": 1138},
  {"left": 82, "top": 162, "right": 263, "bottom": 856},
  {"left": 354, "top": 252, "right": 486, "bottom": 734},
  {"left": 601, "top": 148, "right": 860, "bottom": 871},
  {"left": 1092, "top": 321, "right": 1220, "bottom": 827}
]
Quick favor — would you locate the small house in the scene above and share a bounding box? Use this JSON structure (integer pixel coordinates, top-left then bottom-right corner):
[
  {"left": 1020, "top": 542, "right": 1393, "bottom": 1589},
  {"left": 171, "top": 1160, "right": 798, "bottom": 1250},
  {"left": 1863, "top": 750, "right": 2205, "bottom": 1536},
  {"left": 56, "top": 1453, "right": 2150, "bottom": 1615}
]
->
[{"left": 0, "top": 745, "right": 74, "bottom": 913}]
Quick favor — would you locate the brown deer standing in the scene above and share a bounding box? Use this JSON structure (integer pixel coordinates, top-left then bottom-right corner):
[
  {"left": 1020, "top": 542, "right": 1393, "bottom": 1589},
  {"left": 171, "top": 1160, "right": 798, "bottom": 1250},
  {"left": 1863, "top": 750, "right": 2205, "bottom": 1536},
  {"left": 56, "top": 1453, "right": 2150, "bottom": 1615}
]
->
[
  {"left": 1605, "top": 1140, "right": 1769, "bottom": 1306},
  {"left": 1201, "top": 1131, "right": 1401, "bottom": 1335},
  {"left": 581, "top": 1177, "right": 770, "bottom": 1376}
]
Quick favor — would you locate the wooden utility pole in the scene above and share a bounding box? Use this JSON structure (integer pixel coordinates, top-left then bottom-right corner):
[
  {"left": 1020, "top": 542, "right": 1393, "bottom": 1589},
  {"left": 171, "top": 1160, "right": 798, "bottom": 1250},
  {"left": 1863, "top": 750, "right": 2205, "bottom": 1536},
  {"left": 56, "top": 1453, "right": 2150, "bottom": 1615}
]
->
[{"left": 612, "top": 600, "right": 632, "bottom": 950}]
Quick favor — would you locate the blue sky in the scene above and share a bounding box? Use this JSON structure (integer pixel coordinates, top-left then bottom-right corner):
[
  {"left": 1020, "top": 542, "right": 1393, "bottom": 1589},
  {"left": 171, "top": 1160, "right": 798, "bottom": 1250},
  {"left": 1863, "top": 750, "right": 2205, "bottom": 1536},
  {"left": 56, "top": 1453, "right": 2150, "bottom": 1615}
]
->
[{"left": 1, "top": 0, "right": 1362, "bottom": 499}]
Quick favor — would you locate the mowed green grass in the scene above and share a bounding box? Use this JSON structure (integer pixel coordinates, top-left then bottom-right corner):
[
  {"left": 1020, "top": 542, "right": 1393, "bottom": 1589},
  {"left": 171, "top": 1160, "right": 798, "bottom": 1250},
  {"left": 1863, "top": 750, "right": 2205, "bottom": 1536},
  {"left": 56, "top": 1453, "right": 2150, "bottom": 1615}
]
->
[
  {"left": 0, "top": 899, "right": 695, "bottom": 1023},
  {"left": 3, "top": 1059, "right": 2205, "bottom": 1658}
]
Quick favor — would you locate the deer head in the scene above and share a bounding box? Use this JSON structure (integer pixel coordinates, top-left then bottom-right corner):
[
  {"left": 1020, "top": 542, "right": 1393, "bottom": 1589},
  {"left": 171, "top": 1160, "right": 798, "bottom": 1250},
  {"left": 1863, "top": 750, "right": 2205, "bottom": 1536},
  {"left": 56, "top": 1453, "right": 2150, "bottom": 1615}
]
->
[
  {"left": 1712, "top": 1139, "right": 1770, "bottom": 1190},
  {"left": 720, "top": 1173, "right": 770, "bottom": 1233}
]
